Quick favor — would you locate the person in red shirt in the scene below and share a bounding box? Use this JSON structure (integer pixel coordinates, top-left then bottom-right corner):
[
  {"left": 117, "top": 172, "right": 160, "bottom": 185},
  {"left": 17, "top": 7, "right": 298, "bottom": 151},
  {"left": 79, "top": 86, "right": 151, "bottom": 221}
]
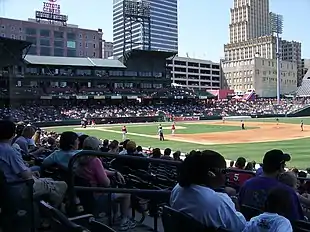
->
[
  {"left": 91, "top": 120, "right": 95, "bottom": 127},
  {"left": 171, "top": 123, "right": 176, "bottom": 135},
  {"left": 227, "top": 157, "right": 254, "bottom": 190},
  {"left": 122, "top": 125, "right": 127, "bottom": 141}
]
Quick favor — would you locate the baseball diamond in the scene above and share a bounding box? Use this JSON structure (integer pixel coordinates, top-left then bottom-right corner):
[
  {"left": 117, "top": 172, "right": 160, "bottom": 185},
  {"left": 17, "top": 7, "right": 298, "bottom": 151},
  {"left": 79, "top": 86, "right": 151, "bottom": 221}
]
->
[{"left": 49, "top": 117, "right": 310, "bottom": 169}]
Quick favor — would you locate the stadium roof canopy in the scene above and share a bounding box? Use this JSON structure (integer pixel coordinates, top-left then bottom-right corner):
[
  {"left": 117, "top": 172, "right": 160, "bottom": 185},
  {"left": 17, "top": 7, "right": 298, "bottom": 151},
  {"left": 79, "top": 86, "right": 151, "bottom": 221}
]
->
[
  {"left": 24, "top": 55, "right": 126, "bottom": 69},
  {"left": 0, "top": 37, "right": 32, "bottom": 68},
  {"left": 121, "top": 49, "right": 177, "bottom": 64}
]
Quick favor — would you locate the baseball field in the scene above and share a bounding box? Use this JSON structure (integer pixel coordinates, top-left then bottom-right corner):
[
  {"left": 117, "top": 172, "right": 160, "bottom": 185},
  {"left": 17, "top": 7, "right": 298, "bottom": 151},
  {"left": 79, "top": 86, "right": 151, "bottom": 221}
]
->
[{"left": 48, "top": 117, "right": 310, "bottom": 169}]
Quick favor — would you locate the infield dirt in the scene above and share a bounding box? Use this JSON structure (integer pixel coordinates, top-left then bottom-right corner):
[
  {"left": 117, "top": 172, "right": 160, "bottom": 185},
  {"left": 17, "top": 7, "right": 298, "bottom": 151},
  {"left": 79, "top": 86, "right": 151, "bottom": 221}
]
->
[{"left": 166, "top": 121, "right": 310, "bottom": 145}]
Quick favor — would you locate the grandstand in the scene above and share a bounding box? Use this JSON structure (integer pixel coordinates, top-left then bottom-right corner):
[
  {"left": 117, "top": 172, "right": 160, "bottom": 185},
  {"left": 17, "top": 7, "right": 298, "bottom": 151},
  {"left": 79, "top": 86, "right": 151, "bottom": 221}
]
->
[
  {"left": 2, "top": 38, "right": 310, "bottom": 232},
  {"left": 296, "top": 69, "right": 310, "bottom": 97}
]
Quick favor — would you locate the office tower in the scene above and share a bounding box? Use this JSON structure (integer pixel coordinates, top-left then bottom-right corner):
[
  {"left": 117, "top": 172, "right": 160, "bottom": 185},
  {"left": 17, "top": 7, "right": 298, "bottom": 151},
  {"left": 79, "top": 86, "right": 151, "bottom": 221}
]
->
[
  {"left": 113, "top": 0, "right": 178, "bottom": 58},
  {"left": 222, "top": 0, "right": 297, "bottom": 97},
  {"left": 229, "top": 0, "right": 270, "bottom": 43},
  {"left": 281, "top": 40, "right": 302, "bottom": 86}
]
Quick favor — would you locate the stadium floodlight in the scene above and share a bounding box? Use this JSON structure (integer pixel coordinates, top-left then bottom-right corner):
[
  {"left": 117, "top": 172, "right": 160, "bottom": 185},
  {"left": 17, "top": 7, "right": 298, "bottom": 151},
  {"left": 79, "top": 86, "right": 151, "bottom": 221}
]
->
[{"left": 270, "top": 12, "right": 283, "bottom": 104}]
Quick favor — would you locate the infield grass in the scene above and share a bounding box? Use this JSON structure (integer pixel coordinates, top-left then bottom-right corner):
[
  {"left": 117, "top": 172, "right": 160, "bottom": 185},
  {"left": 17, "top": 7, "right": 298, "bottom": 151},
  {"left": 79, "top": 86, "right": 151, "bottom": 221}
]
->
[{"left": 49, "top": 118, "right": 310, "bottom": 169}]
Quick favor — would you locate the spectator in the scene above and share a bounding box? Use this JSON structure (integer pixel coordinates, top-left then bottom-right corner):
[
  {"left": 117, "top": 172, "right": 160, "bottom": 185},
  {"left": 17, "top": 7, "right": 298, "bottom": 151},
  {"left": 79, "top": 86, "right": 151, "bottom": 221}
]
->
[
  {"left": 42, "top": 131, "right": 80, "bottom": 169},
  {"left": 124, "top": 141, "right": 137, "bottom": 156},
  {"left": 170, "top": 150, "right": 246, "bottom": 231},
  {"left": 239, "top": 149, "right": 304, "bottom": 221},
  {"left": 235, "top": 157, "right": 246, "bottom": 169},
  {"left": 245, "top": 162, "right": 254, "bottom": 171},
  {"left": 161, "top": 148, "right": 173, "bottom": 160},
  {"left": 109, "top": 140, "right": 119, "bottom": 154},
  {"left": 76, "top": 136, "right": 136, "bottom": 231},
  {"left": 136, "top": 145, "right": 145, "bottom": 156},
  {"left": 0, "top": 120, "right": 67, "bottom": 208},
  {"left": 229, "top": 160, "right": 235, "bottom": 168},
  {"left": 14, "top": 126, "right": 45, "bottom": 157},
  {"left": 243, "top": 187, "right": 293, "bottom": 232},
  {"left": 119, "top": 139, "right": 130, "bottom": 155},
  {"left": 151, "top": 148, "right": 162, "bottom": 159},
  {"left": 77, "top": 134, "right": 89, "bottom": 150},
  {"left": 100, "top": 139, "right": 110, "bottom": 152},
  {"left": 279, "top": 171, "right": 310, "bottom": 209},
  {"left": 173, "top": 150, "right": 182, "bottom": 161}
]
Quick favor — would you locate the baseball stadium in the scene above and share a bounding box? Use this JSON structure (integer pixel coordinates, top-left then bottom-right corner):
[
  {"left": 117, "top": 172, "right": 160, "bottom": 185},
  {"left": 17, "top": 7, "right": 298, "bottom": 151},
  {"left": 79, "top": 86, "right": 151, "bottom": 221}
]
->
[{"left": 1, "top": 14, "right": 310, "bottom": 232}]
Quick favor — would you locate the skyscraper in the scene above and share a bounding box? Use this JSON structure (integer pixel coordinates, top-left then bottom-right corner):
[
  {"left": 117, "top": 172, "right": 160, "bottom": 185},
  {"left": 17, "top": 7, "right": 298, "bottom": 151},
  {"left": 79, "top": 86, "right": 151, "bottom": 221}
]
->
[
  {"left": 229, "top": 0, "right": 270, "bottom": 43},
  {"left": 113, "top": 0, "right": 178, "bottom": 58},
  {"left": 221, "top": 0, "right": 298, "bottom": 97}
]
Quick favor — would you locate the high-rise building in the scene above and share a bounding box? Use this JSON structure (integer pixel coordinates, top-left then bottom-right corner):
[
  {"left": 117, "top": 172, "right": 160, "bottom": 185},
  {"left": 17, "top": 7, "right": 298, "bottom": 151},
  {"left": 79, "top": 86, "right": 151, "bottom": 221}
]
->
[
  {"left": 0, "top": 17, "right": 103, "bottom": 58},
  {"left": 113, "top": 0, "right": 178, "bottom": 58},
  {"left": 281, "top": 40, "right": 302, "bottom": 86},
  {"left": 103, "top": 41, "right": 113, "bottom": 58},
  {"left": 222, "top": 0, "right": 298, "bottom": 97},
  {"left": 229, "top": 0, "right": 270, "bottom": 44}
]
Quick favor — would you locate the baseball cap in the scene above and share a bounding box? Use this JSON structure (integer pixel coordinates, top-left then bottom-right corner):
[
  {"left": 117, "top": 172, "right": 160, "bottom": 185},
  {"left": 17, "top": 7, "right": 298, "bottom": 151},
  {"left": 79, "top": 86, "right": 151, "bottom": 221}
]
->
[{"left": 263, "top": 149, "right": 291, "bottom": 170}]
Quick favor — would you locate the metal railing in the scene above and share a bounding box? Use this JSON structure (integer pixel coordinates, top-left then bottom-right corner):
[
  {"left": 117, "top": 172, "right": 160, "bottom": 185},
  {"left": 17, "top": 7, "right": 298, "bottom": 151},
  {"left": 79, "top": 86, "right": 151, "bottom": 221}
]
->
[{"left": 67, "top": 151, "right": 181, "bottom": 232}]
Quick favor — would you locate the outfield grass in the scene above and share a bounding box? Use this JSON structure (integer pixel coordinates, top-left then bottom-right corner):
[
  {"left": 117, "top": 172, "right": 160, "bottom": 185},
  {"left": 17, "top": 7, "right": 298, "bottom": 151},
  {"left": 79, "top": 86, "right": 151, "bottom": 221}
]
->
[{"left": 50, "top": 117, "right": 310, "bottom": 169}]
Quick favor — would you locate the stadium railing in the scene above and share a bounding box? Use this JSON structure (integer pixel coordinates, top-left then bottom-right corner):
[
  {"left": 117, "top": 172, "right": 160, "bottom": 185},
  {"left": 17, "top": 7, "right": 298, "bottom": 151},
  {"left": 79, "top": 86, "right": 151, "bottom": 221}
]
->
[{"left": 67, "top": 151, "right": 181, "bottom": 232}]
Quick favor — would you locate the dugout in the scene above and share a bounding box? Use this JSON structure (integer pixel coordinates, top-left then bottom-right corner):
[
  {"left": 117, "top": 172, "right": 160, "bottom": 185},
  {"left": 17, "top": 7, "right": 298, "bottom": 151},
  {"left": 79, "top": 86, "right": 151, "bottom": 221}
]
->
[{"left": 120, "top": 49, "right": 177, "bottom": 76}]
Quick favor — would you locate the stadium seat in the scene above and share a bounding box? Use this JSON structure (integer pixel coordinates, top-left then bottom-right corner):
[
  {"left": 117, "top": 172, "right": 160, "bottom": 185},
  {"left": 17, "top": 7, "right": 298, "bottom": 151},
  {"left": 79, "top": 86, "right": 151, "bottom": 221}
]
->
[
  {"left": 240, "top": 204, "right": 262, "bottom": 221},
  {"left": 39, "top": 200, "right": 90, "bottom": 232},
  {"left": 162, "top": 205, "right": 228, "bottom": 232},
  {"left": 293, "top": 220, "right": 310, "bottom": 231},
  {"left": 0, "top": 169, "right": 35, "bottom": 232}
]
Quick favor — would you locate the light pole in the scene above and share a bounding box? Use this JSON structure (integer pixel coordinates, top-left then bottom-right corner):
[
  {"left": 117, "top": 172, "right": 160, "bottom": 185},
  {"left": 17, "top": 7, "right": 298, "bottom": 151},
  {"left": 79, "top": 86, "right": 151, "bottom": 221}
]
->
[{"left": 270, "top": 13, "right": 283, "bottom": 104}]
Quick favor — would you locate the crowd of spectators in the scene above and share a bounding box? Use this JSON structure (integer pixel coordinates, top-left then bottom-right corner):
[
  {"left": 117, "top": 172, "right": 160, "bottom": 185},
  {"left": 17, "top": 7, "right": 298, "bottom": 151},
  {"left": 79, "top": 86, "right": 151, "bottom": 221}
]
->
[
  {"left": 1, "top": 120, "right": 310, "bottom": 231},
  {"left": 1, "top": 98, "right": 309, "bottom": 122}
]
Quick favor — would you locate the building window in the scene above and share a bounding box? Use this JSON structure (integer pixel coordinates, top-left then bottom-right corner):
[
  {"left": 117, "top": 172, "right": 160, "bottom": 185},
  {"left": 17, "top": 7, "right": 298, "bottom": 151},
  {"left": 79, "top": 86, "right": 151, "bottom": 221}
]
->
[
  {"left": 40, "top": 29, "right": 50, "bottom": 37},
  {"left": 85, "top": 35, "right": 88, "bottom": 39},
  {"left": 40, "top": 39, "right": 50, "bottom": 46},
  {"left": 54, "top": 31, "right": 64, "bottom": 39},
  {"left": 85, "top": 42, "right": 88, "bottom": 48},
  {"left": 93, "top": 35, "right": 96, "bottom": 40},
  {"left": 93, "top": 52, "right": 96, "bottom": 57},
  {"left": 19, "top": 28, "right": 22, "bottom": 32},
  {"left": 11, "top": 26, "right": 15, "bottom": 31},
  {"left": 93, "top": 43, "right": 96, "bottom": 48},
  {"left": 11, "top": 34, "right": 15, "bottom": 39},
  {"left": 67, "top": 32, "right": 76, "bottom": 40},
  {"left": 67, "top": 49, "right": 76, "bottom": 57},
  {"left": 40, "top": 47, "right": 51, "bottom": 56},
  {"left": 54, "top": 40, "right": 63, "bottom": 48},
  {"left": 54, "top": 48, "right": 64, "bottom": 57},
  {"left": 25, "top": 36, "right": 37, "bottom": 45},
  {"left": 28, "top": 46, "right": 37, "bottom": 55},
  {"left": 25, "top": 28, "right": 37, "bottom": 35},
  {"left": 67, "top": 41, "right": 76, "bottom": 49},
  {"left": 1, "top": 25, "right": 5, "bottom": 29}
]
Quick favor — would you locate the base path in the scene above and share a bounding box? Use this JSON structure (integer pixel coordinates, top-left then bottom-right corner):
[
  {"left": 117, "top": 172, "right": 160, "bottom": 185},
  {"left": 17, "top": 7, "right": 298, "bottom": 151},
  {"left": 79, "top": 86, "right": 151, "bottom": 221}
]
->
[{"left": 166, "top": 121, "right": 310, "bottom": 145}]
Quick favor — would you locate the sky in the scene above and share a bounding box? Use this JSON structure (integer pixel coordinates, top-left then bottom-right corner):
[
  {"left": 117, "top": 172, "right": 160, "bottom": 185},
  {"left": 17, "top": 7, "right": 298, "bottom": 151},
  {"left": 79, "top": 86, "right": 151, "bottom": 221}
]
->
[{"left": 1, "top": 0, "right": 309, "bottom": 61}]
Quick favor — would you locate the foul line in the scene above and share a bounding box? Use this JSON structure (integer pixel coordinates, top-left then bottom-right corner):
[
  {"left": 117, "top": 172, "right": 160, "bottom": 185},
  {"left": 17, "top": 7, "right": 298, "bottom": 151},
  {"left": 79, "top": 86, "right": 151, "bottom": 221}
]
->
[{"left": 85, "top": 127, "right": 215, "bottom": 145}]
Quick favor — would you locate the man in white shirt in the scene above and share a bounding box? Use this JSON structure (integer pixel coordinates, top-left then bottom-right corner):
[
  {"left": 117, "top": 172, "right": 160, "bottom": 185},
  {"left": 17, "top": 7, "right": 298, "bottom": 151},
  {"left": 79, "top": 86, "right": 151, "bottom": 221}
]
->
[
  {"left": 170, "top": 150, "right": 246, "bottom": 231},
  {"left": 242, "top": 187, "right": 293, "bottom": 232}
]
